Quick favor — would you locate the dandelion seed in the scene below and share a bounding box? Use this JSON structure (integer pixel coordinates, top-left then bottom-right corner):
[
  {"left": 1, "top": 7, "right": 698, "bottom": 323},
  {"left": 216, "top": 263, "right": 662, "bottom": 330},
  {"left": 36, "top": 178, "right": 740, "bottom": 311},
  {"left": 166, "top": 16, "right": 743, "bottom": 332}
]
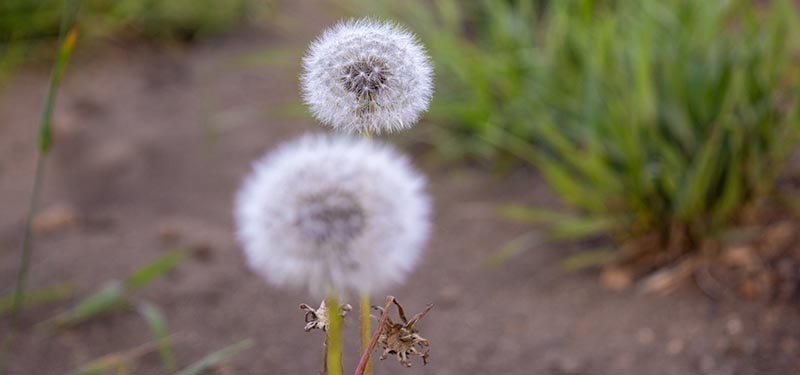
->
[
  {"left": 301, "top": 18, "right": 434, "bottom": 134},
  {"left": 235, "top": 134, "right": 431, "bottom": 297}
]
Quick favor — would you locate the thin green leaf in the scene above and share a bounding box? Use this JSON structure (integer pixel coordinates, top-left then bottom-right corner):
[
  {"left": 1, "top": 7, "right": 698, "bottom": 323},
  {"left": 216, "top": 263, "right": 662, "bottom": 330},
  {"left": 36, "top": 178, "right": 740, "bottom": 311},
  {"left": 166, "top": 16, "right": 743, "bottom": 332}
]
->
[
  {"left": 38, "top": 23, "right": 78, "bottom": 153},
  {"left": 499, "top": 205, "right": 581, "bottom": 224},
  {"left": 137, "top": 302, "right": 176, "bottom": 372},
  {"left": 46, "top": 281, "right": 127, "bottom": 328},
  {"left": 499, "top": 205, "right": 617, "bottom": 239},
  {"left": 559, "top": 248, "right": 617, "bottom": 272},
  {"left": 674, "top": 128, "right": 723, "bottom": 219},
  {"left": 550, "top": 218, "right": 616, "bottom": 240},
  {"left": 174, "top": 339, "right": 254, "bottom": 375},
  {"left": 124, "top": 250, "right": 186, "bottom": 291},
  {"left": 0, "top": 283, "right": 75, "bottom": 316},
  {"left": 68, "top": 362, "right": 123, "bottom": 375},
  {"left": 487, "top": 231, "right": 540, "bottom": 266}
]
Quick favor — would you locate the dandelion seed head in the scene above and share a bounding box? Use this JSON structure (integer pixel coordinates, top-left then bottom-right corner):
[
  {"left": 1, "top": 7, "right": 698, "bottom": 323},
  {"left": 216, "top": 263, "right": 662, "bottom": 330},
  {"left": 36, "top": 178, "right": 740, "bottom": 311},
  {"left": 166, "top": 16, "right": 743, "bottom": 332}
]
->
[
  {"left": 296, "top": 191, "right": 366, "bottom": 246},
  {"left": 235, "top": 134, "right": 431, "bottom": 297},
  {"left": 301, "top": 18, "right": 434, "bottom": 134}
]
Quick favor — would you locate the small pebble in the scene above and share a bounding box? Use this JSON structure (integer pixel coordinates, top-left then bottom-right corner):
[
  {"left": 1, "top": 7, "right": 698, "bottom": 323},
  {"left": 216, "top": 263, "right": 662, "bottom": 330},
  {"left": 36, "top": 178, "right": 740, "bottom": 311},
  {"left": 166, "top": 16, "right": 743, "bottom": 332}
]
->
[
  {"left": 190, "top": 239, "right": 215, "bottom": 262},
  {"left": 612, "top": 353, "right": 633, "bottom": 370},
  {"left": 158, "top": 222, "right": 180, "bottom": 245},
  {"left": 637, "top": 328, "right": 655, "bottom": 345},
  {"left": 437, "top": 284, "right": 461, "bottom": 307},
  {"left": 725, "top": 317, "right": 743, "bottom": 336},
  {"left": 700, "top": 354, "right": 716, "bottom": 373},
  {"left": 547, "top": 354, "right": 584, "bottom": 375},
  {"left": 600, "top": 267, "right": 632, "bottom": 291},
  {"left": 759, "top": 309, "right": 779, "bottom": 328},
  {"left": 722, "top": 246, "right": 758, "bottom": 270},
  {"left": 32, "top": 203, "right": 79, "bottom": 236},
  {"left": 762, "top": 221, "right": 796, "bottom": 258},
  {"left": 737, "top": 278, "right": 761, "bottom": 299},
  {"left": 52, "top": 111, "right": 81, "bottom": 142},
  {"left": 781, "top": 338, "right": 799, "bottom": 355},
  {"left": 666, "top": 339, "right": 684, "bottom": 356}
]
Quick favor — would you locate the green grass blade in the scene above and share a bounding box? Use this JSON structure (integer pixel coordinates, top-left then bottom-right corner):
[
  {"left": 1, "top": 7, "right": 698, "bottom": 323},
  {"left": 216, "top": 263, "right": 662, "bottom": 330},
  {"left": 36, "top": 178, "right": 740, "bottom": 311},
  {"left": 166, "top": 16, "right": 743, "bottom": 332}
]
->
[
  {"left": 68, "top": 362, "right": 122, "bottom": 375},
  {"left": 137, "top": 302, "right": 176, "bottom": 372},
  {"left": 559, "top": 247, "right": 617, "bottom": 272},
  {"left": 41, "top": 252, "right": 186, "bottom": 329},
  {"left": 124, "top": 250, "right": 185, "bottom": 291},
  {"left": 499, "top": 204, "right": 618, "bottom": 240},
  {"left": 498, "top": 205, "right": 581, "bottom": 224},
  {"left": 488, "top": 231, "right": 540, "bottom": 266},
  {"left": 38, "top": 25, "right": 77, "bottom": 153},
  {"left": 46, "top": 281, "right": 127, "bottom": 328},
  {"left": 550, "top": 217, "right": 616, "bottom": 240},
  {"left": 0, "top": 283, "right": 75, "bottom": 316},
  {"left": 174, "top": 339, "right": 254, "bottom": 375}
]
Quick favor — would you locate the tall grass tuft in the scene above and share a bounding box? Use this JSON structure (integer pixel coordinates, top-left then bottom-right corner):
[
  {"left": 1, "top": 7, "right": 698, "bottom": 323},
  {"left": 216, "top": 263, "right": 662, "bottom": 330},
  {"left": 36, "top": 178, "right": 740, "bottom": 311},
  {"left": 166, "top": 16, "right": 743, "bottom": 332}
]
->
[
  {"left": 344, "top": 0, "right": 800, "bottom": 262},
  {"left": 0, "top": 0, "right": 266, "bottom": 83},
  {"left": 0, "top": 0, "right": 257, "bottom": 42}
]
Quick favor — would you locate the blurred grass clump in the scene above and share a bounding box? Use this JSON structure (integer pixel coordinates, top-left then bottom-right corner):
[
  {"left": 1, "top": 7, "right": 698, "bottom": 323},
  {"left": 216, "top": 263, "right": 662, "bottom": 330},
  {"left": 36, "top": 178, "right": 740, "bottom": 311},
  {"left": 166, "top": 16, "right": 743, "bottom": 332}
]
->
[
  {"left": 1, "top": 0, "right": 257, "bottom": 42},
  {"left": 348, "top": 0, "right": 800, "bottom": 259},
  {"left": 0, "top": 0, "right": 262, "bottom": 79}
]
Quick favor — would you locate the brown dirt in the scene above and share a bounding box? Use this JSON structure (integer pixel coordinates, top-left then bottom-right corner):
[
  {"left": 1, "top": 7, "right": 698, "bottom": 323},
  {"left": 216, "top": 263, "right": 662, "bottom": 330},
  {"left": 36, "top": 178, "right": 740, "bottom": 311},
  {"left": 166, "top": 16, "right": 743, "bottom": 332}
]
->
[{"left": 2, "top": 2, "right": 800, "bottom": 374}]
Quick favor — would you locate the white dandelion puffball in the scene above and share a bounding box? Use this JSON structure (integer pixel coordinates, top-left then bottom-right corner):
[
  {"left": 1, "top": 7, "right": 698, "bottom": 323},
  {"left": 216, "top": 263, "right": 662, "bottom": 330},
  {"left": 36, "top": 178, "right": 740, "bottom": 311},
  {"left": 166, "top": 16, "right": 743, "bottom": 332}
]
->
[
  {"left": 235, "top": 134, "right": 431, "bottom": 297},
  {"left": 301, "top": 18, "right": 434, "bottom": 134}
]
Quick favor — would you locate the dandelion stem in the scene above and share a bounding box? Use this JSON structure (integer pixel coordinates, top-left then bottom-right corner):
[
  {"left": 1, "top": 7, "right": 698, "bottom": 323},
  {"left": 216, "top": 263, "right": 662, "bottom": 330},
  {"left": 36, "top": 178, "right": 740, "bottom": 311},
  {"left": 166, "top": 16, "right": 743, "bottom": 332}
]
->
[
  {"left": 325, "top": 296, "right": 343, "bottom": 375},
  {"left": 359, "top": 294, "right": 372, "bottom": 375},
  {"left": 359, "top": 124, "right": 372, "bottom": 375},
  {"left": 354, "top": 296, "right": 393, "bottom": 375}
]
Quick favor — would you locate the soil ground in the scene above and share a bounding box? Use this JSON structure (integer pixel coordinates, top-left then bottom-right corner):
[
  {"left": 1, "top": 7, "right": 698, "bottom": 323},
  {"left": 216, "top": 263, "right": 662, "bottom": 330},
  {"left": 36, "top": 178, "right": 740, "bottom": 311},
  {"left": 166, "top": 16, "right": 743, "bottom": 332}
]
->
[{"left": 2, "top": 1, "right": 800, "bottom": 374}]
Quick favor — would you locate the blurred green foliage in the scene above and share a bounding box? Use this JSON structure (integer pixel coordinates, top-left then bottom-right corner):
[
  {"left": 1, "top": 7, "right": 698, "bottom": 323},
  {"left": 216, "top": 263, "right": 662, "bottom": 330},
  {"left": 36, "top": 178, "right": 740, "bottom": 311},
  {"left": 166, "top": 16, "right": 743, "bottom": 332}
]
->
[
  {"left": 42, "top": 250, "right": 186, "bottom": 329},
  {"left": 347, "top": 0, "right": 800, "bottom": 252},
  {"left": 0, "top": 0, "right": 265, "bottom": 83},
  {"left": 0, "top": 0, "right": 257, "bottom": 42}
]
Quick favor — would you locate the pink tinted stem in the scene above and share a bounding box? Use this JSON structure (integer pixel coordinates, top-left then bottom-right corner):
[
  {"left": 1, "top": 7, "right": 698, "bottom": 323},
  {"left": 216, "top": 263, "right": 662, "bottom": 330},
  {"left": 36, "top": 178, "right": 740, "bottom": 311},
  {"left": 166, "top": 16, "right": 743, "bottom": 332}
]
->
[{"left": 353, "top": 296, "right": 394, "bottom": 375}]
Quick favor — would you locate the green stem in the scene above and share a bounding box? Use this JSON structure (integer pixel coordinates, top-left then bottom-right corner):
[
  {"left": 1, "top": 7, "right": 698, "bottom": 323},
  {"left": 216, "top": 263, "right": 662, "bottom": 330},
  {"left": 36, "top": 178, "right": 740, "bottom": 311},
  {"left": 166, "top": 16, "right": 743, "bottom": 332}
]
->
[
  {"left": 359, "top": 294, "right": 372, "bottom": 375},
  {"left": 357, "top": 105, "right": 373, "bottom": 375},
  {"left": 325, "top": 296, "right": 343, "bottom": 375},
  {"left": 0, "top": 156, "right": 46, "bottom": 373},
  {"left": 10, "top": 156, "right": 46, "bottom": 315}
]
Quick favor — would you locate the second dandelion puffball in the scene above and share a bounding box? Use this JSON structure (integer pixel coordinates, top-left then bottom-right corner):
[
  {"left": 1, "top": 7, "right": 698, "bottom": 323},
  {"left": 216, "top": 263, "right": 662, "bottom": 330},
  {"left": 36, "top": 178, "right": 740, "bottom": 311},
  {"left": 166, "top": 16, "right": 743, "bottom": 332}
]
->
[
  {"left": 235, "top": 134, "right": 431, "bottom": 297},
  {"left": 301, "top": 18, "right": 434, "bottom": 134}
]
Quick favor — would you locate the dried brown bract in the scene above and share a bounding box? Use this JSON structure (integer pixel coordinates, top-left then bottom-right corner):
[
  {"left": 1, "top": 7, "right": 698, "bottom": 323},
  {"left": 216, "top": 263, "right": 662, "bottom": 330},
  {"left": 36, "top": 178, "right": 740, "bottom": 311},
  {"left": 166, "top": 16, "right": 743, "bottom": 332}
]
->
[
  {"left": 374, "top": 298, "right": 433, "bottom": 367},
  {"left": 299, "top": 301, "right": 352, "bottom": 332}
]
